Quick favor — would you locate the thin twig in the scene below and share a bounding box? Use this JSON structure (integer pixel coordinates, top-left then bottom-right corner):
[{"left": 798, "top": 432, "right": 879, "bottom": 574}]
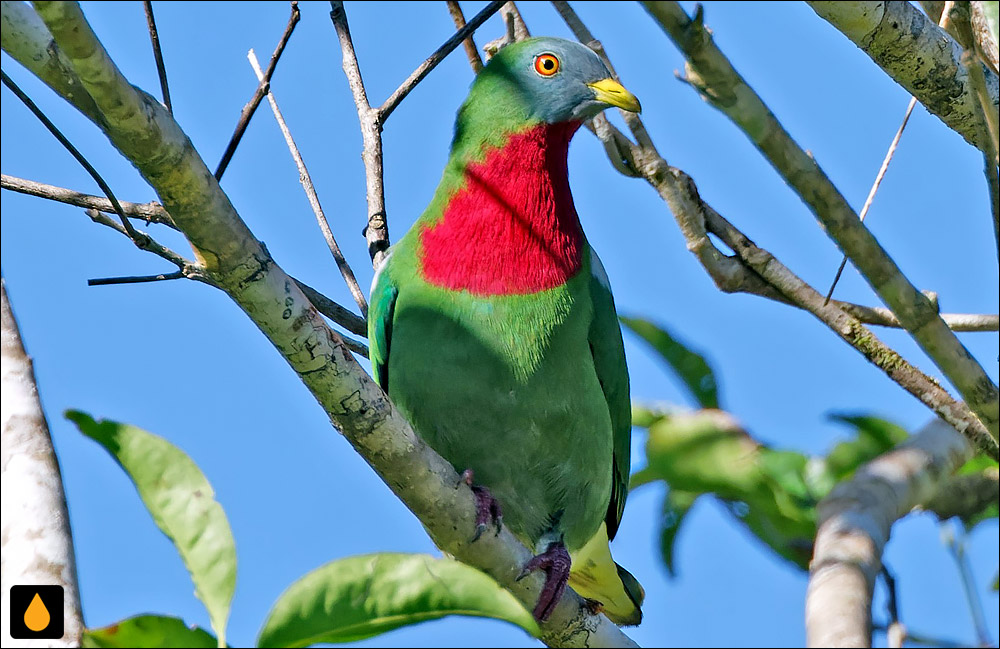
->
[
  {"left": 88, "top": 271, "right": 184, "bottom": 286},
  {"left": 0, "top": 69, "right": 141, "bottom": 242},
  {"left": 824, "top": 97, "right": 917, "bottom": 304},
  {"left": 445, "top": 0, "right": 484, "bottom": 73},
  {"left": 943, "top": 523, "right": 994, "bottom": 647},
  {"left": 142, "top": 0, "right": 171, "bottom": 114},
  {"left": 645, "top": 1, "right": 1000, "bottom": 443},
  {"left": 1, "top": 174, "right": 175, "bottom": 227},
  {"left": 377, "top": 0, "right": 506, "bottom": 123},
  {"left": 214, "top": 1, "right": 300, "bottom": 181},
  {"left": 880, "top": 566, "right": 905, "bottom": 649},
  {"left": 248, "top": 49, "right": 369, "bottom": 317}
]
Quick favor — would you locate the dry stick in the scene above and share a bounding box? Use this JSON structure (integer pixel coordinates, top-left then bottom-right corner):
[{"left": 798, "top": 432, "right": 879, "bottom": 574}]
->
[
  {"left": 824, "top": 97, "right": 917, "bottom": 304},
  {"left": 547, "top": 6, "right": 997, "bottom": 457},
  {"left": 644, "top": 1, "right": 999, "bottom": 442},
  {"left": 445, "top": 0, "right": 483, "bottom": 73},
  {"left": 2, "top": 174, "right": 175, "bottom": 227},
  {"left": 330, "top": 0, "right": 505, "bottom": 265},
  {"left": 214, "top": 1, "right": 300, "bottom": 181},
  {"left": 89, "top": 271, "right": 184, "bottom": 286},
  {"left": 0, "top": 175, "right": 369, "bottom": 341},
  {"left": 377, "top": 0, "right": 506, "bottom": 123},
  {"left": 0, "top": 69, "right": 141, "bottom": 242},
  {"left": 943, "top": 524, "right": 993, "bottom": 647},
  {"left": 142, "top": 0, "right": 170, "bottom": 114},
  {"left": 248, "top": 49, "right": 369, "bottom": 317}
]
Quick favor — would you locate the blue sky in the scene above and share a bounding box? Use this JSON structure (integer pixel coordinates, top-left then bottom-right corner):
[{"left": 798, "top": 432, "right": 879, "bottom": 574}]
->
[{"left": 2, "top": 1, "right": 997, "bottom": 646}]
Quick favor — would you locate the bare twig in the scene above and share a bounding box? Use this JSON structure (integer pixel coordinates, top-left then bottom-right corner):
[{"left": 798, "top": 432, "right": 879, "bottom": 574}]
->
[
  {"left": 880, "top": 567, "right": 905, "bottom": 649},
  {"left": 943, "top": 522, "right": 993, "bottom": 647},
  {"left": 248, "top": 49, "right": 368, "bottom": 317},
  {"left": 502, "top": 1, "right": 531, "bottom": 41},
  {"left": 644, "top": 1, "right": 1000, "bottom": 443},
  {"left": 445, "top": 0, "right": 484, "bottom": 73},
  {"left": 142, "top": 0, "right": 171, "bottom": 114},
  {"left": 377, "top": 0, "right": 505, "bottom": 123},
  {"left": 214, "top": 1, "right": 300, "bottom": 181},
  {"left": 824, "top": 96, "right": 918, "bottom": 304},
  {"left": 1, "top": 69, "right": 141, "bottom": 242},
  {"left": 806, "top": 419, "right": 973, "bottom": 647},
  {"left": 88, "top": 271, "right": 184, "bottom": 286},
  {"left": 1, "top": 174, "right": 175, "bottom": 227},
  {"left": 1, "top": 276, "right": 84, "bottom": 648},
  {"left": 546, "top": 3, "right": 998, "bottom": 457},
  {"left": 924, "top": 466, "right": 999, "bottom": 521}
]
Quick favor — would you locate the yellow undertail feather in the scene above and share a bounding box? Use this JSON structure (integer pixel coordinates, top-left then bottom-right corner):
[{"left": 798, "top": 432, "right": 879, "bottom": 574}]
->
[{"left": 568, "top": 522, "right": 644, "bottom": 626}]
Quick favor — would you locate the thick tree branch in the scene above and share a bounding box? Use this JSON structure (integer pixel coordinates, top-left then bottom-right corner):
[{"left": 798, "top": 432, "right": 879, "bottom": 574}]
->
[
  {"left": 13, "top": 3, "right": 632, "bottom": 644},
  {"left": 805, "top": 419, "right": 973, "bottom": 648},
  {"left": 643, "top": 0, "right": 999, "bottom": 444},
  {"left": 1, "top": 276, "right": 83, "bottom": 647},
  {"left": 807, "top": 0, "right": 999, "bottom": 156}
]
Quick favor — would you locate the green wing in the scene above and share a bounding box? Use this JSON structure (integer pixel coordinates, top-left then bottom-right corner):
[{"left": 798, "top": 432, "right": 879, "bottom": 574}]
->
[
  {"left": 587, "top": 248, "right": 632, "bottom": 540},
  {"left": 368, "top": 257, "right": 399, "bottom": 393}
]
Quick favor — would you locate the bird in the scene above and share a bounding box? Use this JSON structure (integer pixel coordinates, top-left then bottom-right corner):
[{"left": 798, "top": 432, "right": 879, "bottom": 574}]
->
[{"left": 368, "top": 36, "right": 643, "bottom": 625}]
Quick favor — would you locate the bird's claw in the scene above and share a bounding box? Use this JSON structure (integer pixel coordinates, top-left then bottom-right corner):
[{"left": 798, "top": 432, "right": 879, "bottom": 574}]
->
[
  {"left": 461, "top": 469, "right": 503, "bottom": 543},
  {"left": 517, "top": 540, "right": 572, "bottom": 622}
]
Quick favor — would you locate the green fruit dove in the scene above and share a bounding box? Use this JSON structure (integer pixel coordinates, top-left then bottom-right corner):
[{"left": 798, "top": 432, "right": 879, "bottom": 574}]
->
[{"left": 368, "top": 37, "right": 643, "bottom": 625}]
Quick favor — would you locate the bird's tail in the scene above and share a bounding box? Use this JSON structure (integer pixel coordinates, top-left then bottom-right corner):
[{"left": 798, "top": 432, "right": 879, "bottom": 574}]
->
[{"left": 568, "top": 522, "right": 644, "bottom": 626}]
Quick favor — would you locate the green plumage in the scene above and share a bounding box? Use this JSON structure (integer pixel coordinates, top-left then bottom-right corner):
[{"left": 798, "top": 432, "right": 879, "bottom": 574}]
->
[{"left": 368, "top": 37, "right": 642, "bottom": 624}]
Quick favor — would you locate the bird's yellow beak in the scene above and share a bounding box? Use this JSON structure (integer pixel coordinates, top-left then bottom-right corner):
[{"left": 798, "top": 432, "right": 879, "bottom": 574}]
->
[{"left": 587, "top": 78, "right": 642, "bottom": 113}]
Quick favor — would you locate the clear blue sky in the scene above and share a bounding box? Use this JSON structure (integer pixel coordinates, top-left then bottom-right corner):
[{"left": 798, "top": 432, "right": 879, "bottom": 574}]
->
[{"left": 2, "top": 1, "right": 997, "bottom": 646}]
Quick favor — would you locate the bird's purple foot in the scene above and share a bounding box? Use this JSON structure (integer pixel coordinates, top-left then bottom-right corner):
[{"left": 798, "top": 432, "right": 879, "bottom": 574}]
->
[
  {"left": 461, "top": 469, "right": 503, "bottom": 542},
  {"left": 516, "top": 540, "right": 571, "bottom": 622}
]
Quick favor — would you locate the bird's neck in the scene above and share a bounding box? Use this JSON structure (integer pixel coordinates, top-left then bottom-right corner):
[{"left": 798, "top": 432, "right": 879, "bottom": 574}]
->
[{"left": 418, "top": 121, "right": 584, "bottom": 296}]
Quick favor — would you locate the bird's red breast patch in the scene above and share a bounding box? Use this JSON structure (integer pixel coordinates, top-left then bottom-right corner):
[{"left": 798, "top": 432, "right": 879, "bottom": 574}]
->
[{"left": 419, "top": 121, "right": 584, "bottom": 296}]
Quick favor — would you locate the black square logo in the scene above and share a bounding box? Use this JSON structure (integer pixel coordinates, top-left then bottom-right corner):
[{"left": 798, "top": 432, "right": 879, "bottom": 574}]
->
[{"left": 9, "top": 585, "right": 64, "bottom": 639}]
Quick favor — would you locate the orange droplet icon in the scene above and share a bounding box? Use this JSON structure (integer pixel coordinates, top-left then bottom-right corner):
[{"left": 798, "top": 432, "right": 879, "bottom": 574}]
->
[{"left": 24, "top": 592, "right": 51, "bottom": 632}]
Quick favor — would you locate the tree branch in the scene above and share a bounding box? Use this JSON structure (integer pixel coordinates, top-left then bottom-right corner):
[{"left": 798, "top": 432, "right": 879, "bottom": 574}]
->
[
  {"left": 214, "top": 1, "right": 300, "bottom": 181},
  {"left": 807, "top": 0, "right": 999, "bottom": 156},
  {"left": 805, "top": 418, "right": 973, "bottom": 648},
  {"left": 2, "top": 174, "right": 175, "bottom": 226},
  {"left": 445, "top": 0, "right": 484, "bottom": 73},
  {"left": 643, "top": 0, "right": 999, "bottom": 444},
  {"left": 1, "top": 276, "right": 84, "bottom": 647},
  {"left": 142, "top": 0, "right": 171, "bottom": 114},
  {"left": 0, "top": 175, "right": 369, "bottom": 342},
  {"left": 247, "top": 48, "right": 368, "bottom": 318},
  {"left": 547, "top": 2, "right": 997, "bottom": 457},
  {"left": 14, "top": 3, "right": 632, "bottom": 644}
]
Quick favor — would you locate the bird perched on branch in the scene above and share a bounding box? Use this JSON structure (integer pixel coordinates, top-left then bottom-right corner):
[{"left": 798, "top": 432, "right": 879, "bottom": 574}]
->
[{"left": 368, "top": 36, "right": 643, "bottom": 625}]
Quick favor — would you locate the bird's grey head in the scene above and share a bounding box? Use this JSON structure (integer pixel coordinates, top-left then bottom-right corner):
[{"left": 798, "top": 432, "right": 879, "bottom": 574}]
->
[{"left": 474, "top": 36, "right": 641, "bottom": 124}]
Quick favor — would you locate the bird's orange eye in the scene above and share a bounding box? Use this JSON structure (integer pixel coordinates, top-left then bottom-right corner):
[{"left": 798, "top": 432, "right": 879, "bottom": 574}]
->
[{"left": 534, "top": 53, "right": 560, "bottom": 77}]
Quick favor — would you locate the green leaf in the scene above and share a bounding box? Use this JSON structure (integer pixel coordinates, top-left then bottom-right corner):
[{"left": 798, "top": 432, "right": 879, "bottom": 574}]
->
[
  {"left": 659, "top": 489, "right": 699, "bottom": 577},
  {"left": 621, "top": 316, "right": 720, "bottom": 409},
  {"left": 992, "top": 570, "right": 999, "bottom": 592},
  {"left": 257, "top": 553, "right": 540, "bottom": 647},
  {"left": 642, "top": 410, "right": 760, "bottom": 497},
  {"left": 67, "top": 411, "right": 236, "bottom": 646},
  {"left": 82, "top": 615, "right": 218, "bottom": 648}
]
